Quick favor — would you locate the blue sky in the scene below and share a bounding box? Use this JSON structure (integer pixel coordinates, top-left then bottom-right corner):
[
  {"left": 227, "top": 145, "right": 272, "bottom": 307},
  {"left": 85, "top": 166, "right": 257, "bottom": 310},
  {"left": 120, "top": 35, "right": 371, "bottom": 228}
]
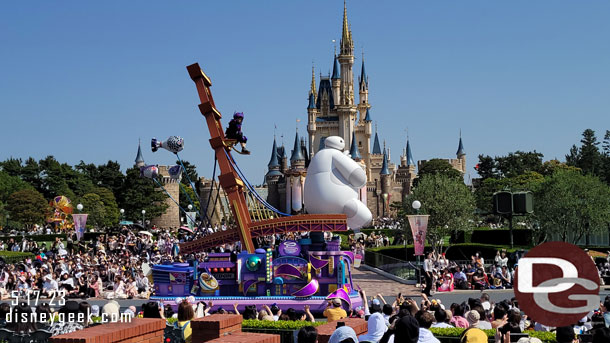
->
[{"left": 1, "top": 1, "right": 609, "bottom": 183}]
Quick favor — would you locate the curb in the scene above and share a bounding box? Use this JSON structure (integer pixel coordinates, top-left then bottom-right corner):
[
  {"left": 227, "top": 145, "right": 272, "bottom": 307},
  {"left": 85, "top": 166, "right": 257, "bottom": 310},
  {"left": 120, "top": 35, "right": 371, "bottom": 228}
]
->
[{"left": 358, "top": 264, "right": 417, "bottom": 285}]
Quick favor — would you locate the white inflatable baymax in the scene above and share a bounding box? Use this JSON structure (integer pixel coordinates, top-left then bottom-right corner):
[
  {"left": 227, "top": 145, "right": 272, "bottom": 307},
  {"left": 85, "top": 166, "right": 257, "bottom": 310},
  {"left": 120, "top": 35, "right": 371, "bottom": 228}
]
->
[{"left": 304, "top": 136, "right": 372, "bottom": 229}]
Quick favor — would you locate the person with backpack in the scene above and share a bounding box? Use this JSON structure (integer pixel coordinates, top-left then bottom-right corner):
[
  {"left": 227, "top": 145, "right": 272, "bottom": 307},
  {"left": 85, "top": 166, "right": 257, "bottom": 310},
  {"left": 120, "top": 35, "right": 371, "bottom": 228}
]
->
[{"left": 175, "top": 301, "right": 194, "bottom": 343}]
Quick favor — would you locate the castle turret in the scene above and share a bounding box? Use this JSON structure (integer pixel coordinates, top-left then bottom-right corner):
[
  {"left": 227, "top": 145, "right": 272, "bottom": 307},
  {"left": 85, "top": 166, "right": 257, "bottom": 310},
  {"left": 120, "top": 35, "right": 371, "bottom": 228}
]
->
[
  {"left": 331, "top": 54, "right": 341, "bottom": 104},
  {"left": 336, "top": 0, "right": 357, "bottom": 144},
  {"left": 135, "top": 140, "right": 145, "bottom": 168},
  {"left": 349, "top": 131, "right": 362, "bottom": 161},
  {"left": 372, "top": 131, "right": 382, "bottom": 155},
  {"left": 379, "top": 145, "right": 391, "bottom": 217},
  {"left": 307, "top": 66, "right": 319, "bottom": 159},
  {"left": 456, "top": 133, "right": 466, "bottom": 173},
  {"left": 288, "top": 131, "right": 306, "bottom": 213},
  {"left": 265, "top": 138, "right": 282, "bottom": 209}
]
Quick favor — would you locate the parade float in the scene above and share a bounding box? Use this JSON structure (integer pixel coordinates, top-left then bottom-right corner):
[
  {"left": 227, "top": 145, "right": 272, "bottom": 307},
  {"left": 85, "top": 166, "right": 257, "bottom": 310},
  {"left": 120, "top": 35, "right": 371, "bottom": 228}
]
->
[{"left": 149, "top": 64, "right": 369, "bottom": 313}]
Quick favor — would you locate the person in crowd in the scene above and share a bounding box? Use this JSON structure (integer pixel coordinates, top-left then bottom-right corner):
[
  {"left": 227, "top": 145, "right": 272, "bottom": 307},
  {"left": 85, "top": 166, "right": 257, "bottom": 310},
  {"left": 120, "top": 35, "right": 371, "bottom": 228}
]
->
[
  {"left": 431, "top": 309, "right": 453, "bottom": 328},
  {"left": 554, "top": 326, "right": 578, "bottom": 343},
  {"left": 175, "top": 301, "right": 194, "bottom": 343},
  {"left": 298, "top": 326, "right": 318, "bottom": 343},
  {"left": 324, "top": 298, "right": 348, "bottom": 322},
  {"left": 460, "top": 327, "right": 488, "bottom": 343},
  {"left": 450, "top": 303, "right": 469, "bottom": 328},
  {"left": 415, "top": 310, "right": 440, "bottom": 343},
  {"left": 358, "top": 299, "right": 387, "bottom": 343},
  {"left": 330, "top": 326, "right": 359, "bottom": 343},
  {"left": 142, "top": 301, "right": 164, "bottom": 319}
]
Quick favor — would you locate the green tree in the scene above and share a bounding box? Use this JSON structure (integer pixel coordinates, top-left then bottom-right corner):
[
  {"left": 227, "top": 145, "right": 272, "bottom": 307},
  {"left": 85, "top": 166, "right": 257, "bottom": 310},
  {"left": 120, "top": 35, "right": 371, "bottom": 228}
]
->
[
  {"left": 602, "top": 130, "right": 610, "bottom": 184},
  {"left": 414, "top": 159, "right": 462, "bottom": 188},
  {"left": 475, "top": 155, "right": 497, "bottom": 179},
  {"left": 38, "top": 156, "right": 75, "bottom": 200},
  {"left": 7, "top": 189, "right": 49, "bottom": 228},
  {"left": 78, "top": 193, "right": 106, "bottom": 228},
  {"left": 404, "top": 174, "right": 475, "bottom": 254},
  {"left": 93, "top": 187, "right": 120, "bottom": 227},
  {"left": 0, "top": 170, "right": 33, "bottom": 202},
  {"left": 118, "top": 167, "right": 168, "bottom": 223},
  {"left": 495, "top": 151, "right": 543, "bottom": 178},
  {"left": 566, "top": 129, "right": 603, "bottom": 176},
  {"left": 535, "top": 170, "right": 610, "bottom": 243},
  {"left": 0, "top": 158, "right": 23, "bottom": 177},
  {"left": 96, "top": 161, "right": 125, "bottom": 195}
]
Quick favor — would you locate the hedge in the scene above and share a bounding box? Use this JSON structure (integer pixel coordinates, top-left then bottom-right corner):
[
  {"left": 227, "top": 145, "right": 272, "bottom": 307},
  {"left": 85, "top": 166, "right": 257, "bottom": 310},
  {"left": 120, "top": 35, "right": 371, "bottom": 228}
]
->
[
  {"left": 242, "top": 319, "right": 323, "bottom": 330},
  {"left": 429, "top": 328, "right": 556, "bottom": 343},
  {"left": 0, "top": 251, "right": 35, "bottom": 264}
]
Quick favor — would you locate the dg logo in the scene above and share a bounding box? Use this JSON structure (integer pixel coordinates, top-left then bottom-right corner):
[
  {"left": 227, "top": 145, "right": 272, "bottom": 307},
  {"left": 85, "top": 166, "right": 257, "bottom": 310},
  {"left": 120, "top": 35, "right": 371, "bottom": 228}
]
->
[{"left": 514, "top": 241, "right": 600, "bottom": 327}]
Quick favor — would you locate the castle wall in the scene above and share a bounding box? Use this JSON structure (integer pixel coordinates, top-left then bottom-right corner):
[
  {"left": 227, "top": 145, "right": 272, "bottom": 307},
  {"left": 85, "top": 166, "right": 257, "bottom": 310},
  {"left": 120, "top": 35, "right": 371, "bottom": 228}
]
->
[{"left": 150, "top": 166, "right": 180, "bottom": 229}]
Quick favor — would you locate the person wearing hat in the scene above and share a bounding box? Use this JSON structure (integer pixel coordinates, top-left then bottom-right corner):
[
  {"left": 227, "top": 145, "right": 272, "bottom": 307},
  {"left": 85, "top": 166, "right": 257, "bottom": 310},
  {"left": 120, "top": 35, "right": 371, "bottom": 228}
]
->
[
  {"left": 459, "top": 327, "right": 488, "bottom": 343},
  {"left": 466, "top": 310, "right": 481, "bottom": 329},
  {"left": 330, "top": 326, "right": 359, "bottom": 343},
  {"left": 324, "top": 298, "right": 347, "bottom": 322}
]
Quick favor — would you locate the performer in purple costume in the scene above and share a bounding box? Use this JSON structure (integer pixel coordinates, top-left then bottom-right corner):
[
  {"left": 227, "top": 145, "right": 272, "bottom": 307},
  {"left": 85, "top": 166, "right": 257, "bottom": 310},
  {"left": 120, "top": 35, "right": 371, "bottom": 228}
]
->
[{"left": 225, "top": 112, "right": 249, "bottom": 154}]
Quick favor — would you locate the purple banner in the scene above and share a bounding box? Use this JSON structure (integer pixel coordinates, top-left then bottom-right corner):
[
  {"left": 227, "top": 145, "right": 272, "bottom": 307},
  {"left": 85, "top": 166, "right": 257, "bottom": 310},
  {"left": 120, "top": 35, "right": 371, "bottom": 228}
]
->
[
  {"left": 72, "top": 214, "right": 88, "bottom": 241},
  {"left": 407, "top": 215, "right": 429, "bottom": 256}
]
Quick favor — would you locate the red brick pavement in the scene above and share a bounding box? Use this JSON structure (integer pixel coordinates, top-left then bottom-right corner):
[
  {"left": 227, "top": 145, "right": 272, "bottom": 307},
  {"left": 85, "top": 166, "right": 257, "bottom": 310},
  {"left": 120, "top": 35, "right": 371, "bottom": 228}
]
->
[{"left": 352, "top": 267, "right": 421, "bottom": 298}]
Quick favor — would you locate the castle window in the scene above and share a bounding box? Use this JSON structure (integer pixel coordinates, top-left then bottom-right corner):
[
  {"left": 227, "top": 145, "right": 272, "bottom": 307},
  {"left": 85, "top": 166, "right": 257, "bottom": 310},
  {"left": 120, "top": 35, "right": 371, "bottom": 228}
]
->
[{"left": 359, "top": 141, "right": 362, "bottom": 147}]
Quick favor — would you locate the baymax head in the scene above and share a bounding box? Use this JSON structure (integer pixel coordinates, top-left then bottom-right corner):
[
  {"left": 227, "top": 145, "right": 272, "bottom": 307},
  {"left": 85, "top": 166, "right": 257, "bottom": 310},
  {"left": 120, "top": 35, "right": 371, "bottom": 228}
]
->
[{"left": 324, "top": 136, "right": 345, "bottom": 150}]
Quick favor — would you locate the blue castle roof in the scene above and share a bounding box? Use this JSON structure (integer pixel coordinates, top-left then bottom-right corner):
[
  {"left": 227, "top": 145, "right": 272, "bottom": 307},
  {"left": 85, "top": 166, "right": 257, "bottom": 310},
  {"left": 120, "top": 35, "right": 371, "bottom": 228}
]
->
[
  {"left": 290, "top": 131, "right": 305, "bottom": 162},
  {"left": 307, "top": 92, "right": 315, "bottom": 109},
  {"left": 268, "top": 138, "right": 280, "bottom": 168},
  {"left": 349, "top": 131, "right": 361, "bottom": 160},
  {"left": 372, "top": 132, "right": 381, "bottom": 155},
  {"left": 457, "top": 137, "right": 465, "bottom": 156},
  {"left": 316, "top": 78, "right": 335, "bottom": 109},
  {"left": 135, "top": 142, "right": 145, "bottom": 165},
  {"left": 364, "top": 108, "right": 372, "bottom": 121},
  {"left": 331, "top": 55, "right": 340, "bottom": 80},
  {"left": 406, "top": 139, "right": 415, "bottom": 166},
  {"left": 380, "top": 149, "right": 390, "bottom": 175},
  {"left": 359, "top": 59, "right": 368, "bottom": 88}
]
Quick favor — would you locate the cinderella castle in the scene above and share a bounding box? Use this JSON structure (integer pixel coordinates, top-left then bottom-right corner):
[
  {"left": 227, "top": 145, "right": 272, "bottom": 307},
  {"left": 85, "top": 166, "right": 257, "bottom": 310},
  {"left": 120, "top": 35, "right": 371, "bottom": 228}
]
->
[{"left": 264, "top": 2, "right": 466, "bottom": 221}]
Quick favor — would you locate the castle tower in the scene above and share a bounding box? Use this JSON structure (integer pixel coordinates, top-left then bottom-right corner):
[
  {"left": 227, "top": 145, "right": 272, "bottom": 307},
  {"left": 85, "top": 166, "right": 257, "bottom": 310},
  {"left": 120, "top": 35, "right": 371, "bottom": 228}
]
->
[
  {"left": 336, "top": 0, "right": 357, "bottom": 146},
  {"left": 286, "top": 130, "right": 306, "bottom": 213},
  {"left": 357, "top": 55, "right": 370, "bottom": 122},
  {"left": 307, "top": 66, "right": 319, "bottom": 160},
  {"left": 265, "top": 137, "right": 282, "bottom": 209},
  {"left": 150, "top": 165, "right": 180, "bottom": 229},
  {"left": 397, "top": 137, "right": 418, "bottom": 198},
  {"left": 331, "top": 54, "right": 341, "bottom": 105},
  {"left": 379, "top": 145, "right": 391, "bottom": 218},
  {"left": 456, "top": 133, "right": 466, "bottom": 173},
  {"left": 135, "top": 140, "right": 145, "bottom": 168}
]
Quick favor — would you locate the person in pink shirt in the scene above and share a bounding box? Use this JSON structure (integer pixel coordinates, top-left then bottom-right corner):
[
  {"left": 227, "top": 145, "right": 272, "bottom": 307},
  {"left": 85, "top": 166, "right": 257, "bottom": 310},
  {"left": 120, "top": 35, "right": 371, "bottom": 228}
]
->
[{"left": 449, "top": 303, "right": 469, "bottom": 328}]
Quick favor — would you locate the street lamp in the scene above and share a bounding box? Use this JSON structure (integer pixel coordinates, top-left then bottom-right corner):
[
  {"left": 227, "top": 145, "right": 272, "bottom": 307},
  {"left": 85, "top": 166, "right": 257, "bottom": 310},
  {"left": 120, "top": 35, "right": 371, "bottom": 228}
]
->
[
  {"left": 120, "top": 209, "right": 125, "bottom": 222},
  {"left": 187, "top": 204, "right": 193, "bottom": 211},
  {"left": 141, "top": 210, "right": 146, "bottom": 228},
  {"left": 411, "top": 200, "right": 422, "bottom": 286},
  {"left": 76, "top": 203, "right": 83, "bottom": 213}
]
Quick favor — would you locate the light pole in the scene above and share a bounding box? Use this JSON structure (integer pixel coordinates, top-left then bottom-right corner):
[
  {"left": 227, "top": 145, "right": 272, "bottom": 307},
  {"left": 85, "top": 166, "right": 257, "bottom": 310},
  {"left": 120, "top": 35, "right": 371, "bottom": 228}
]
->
[
  {"left": 411, "top": 200, "right": 422, "bottom": 286},
  {"left": 76, "top": 203, "right": 83, "bottom": 213},
  {"left": 187, "top": 204, "right": 193, "bottom": 227},
  {"left": 120, "top": 209, "right": 125, "bottom": 222},
  {"left": 141, "top": 210, "right": 146, "bottom": 228}
]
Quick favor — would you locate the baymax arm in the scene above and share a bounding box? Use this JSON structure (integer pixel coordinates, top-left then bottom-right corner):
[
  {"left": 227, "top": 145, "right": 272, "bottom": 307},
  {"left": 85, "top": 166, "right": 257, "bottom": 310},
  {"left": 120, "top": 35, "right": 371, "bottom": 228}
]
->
[{"left": 332, "top": 153, "right": 367, "bottom": 188}]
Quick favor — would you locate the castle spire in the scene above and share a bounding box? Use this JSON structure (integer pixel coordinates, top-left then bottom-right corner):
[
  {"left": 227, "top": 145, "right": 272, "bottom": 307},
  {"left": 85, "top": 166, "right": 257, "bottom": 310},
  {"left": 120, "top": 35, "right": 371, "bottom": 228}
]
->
[
  {"left": 456, "top": 130, "right": 465, "bottom": 157},
  {"left": 331, "top": 54, "right": 340, "bottom": 80},
  {"left": 349, "top": 131, "right": 361, "bottom": 161},
  {"left": 380, "top": 146, "right": 390, "bottom": 175},
  {"left": 135, "top": 139, "right": 145, "bottom": 167},
  {"left": 268, "top": 137, "right": 280, "bottom": 168},
  {"left": 340, "top": 0, "right": 353, "bottom": 55},
  {"left": 290, "top": 130, "right": 305, "bottom": 163},
  {"left": 310, "top": 63, "right": 317, "bottom": 98},
  {"left": 359, "top": 53, "right": 368, "bottom": 89},
  {"left": 372, "top": 130, "right": 381, "bottom": 155},
  {"left": 406, "top": 137, "right": 415, "bottom": 166}
]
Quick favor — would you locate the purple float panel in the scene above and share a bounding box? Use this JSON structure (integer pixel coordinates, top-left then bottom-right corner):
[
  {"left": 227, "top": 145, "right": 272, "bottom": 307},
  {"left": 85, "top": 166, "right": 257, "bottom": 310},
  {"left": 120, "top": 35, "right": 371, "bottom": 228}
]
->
[
  {"left": 292, "top": 279, "right": 319, "bottom": 297},
  {"left": 275, "top": 264, "right": 303, "bottom": 279},
  {"left": 309, "top": 254, "right": 329, "bottom": 270},
  {"left": 327, "top": 287, "right": 351, "bottom": 308},
  {"left": 342, "top": 251, "right": 355, "bottom": 264},
  {"left": 242, "top": 279, "right": 260, "bottom": 296}
]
